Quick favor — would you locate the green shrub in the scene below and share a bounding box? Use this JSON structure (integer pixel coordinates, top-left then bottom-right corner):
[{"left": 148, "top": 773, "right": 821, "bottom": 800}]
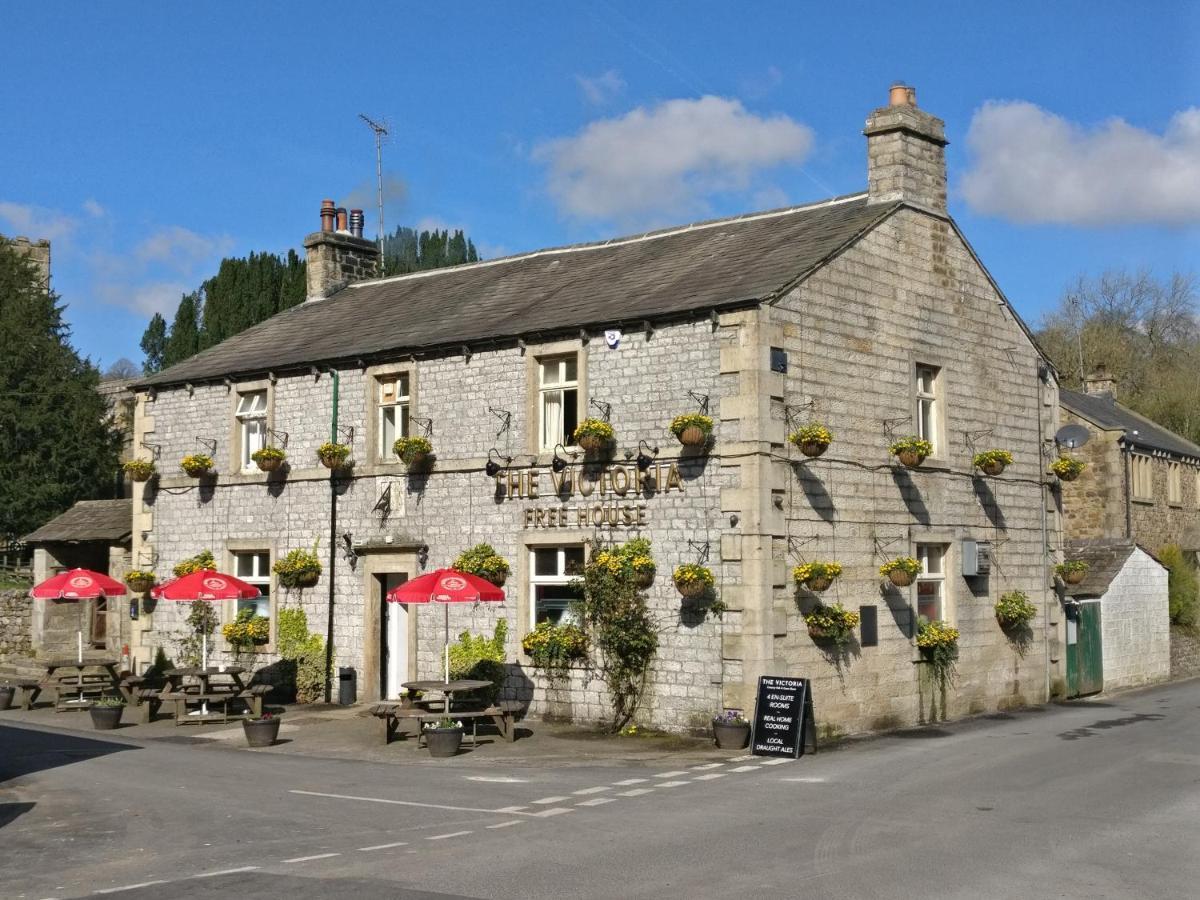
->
[
  {"left": 448, "top": 620, "right": 509, "bottom": 705},
  {"left": 452, "top": 543, "right": 510, "bottom": 584},
  {"left": 173, "top": 550, "right": 215, "bottom": 578},
  {"left": 1159, "top": 544, "right": 1199, "bottom": 627},
  {"left": 277, "top": 608, "right": 329, "bottom": 703}
]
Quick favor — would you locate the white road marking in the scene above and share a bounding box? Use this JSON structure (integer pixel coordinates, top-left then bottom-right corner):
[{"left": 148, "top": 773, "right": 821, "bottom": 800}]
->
[
  {"left": 486, "top": 820, "right": 525, "bottom": 829},
  {"left": 613, "top": 778, "right": 647, "bottom": 785},
  {"left": 577, "top": 797, "right": 616, "bottom": 807},
  {"left": 692, "top": 773, "right": 727, "bottom": 781},
  {"left": 282, "top": 853, "right": 340, "bottom": 863},
  {"left": 653, "top": 770, "right": 689, "bottom": 778},
  {"left": 290, "top": 789, "right": 537, "bottom": 817},
  {"left": 730, "top": 765, "right": 759, "bottom": 772},
  {"left": 465, "top": 775, "right": 528, "bottom": 783},
  {"left": 782, "top": 776, "right": 828, "bottom": 783},
  {"left": 427, "top": 831, "right": 472, "bottom": 841},
  {"left": 358, "top": 841, "right": 409, "bottom": 851},
  {"left": 95, "top": 883, "right": 166, "bottom": 894},
  {"left": 691, "top": 762, "right": 724, "bottom": 770},
  {"left": 656, "top": 780, "right": 689, "bottom": 787},
  {"left": 495, "top": 805, "right": 529, "bottom": 813},
  {"left": 759, "top": 758, "right": 791, "bottom": 766},
  {"left": 617, "top": 788, "right": 655, "bottom": 797},
  {"left": 193, "top": 867, "right": 260, "bottom": 878},
  {"left": 533, "top": 807, "right": 573, "bottom": 817},
  {"left": 729, "top": 755, "right": 755, "bottom": 761},
  {"left": 572, "top": 786, "right": 611, "bottom": 795},
  {"left": 531, "top": 796, "right": 569, "bottom": 805}
]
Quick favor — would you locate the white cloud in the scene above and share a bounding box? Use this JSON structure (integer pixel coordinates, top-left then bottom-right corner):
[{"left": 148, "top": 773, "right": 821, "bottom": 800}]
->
[
  {"left": 961, "top": 101, "right": 1200, "bottom": 227},
  {"left": 576, "top": 69, "right": 626, "bottom": 106},
  {"left": 82, "top": 199, "right": 106, "bottom": 218},
  {"left": 0, "top": 201, "right": 77, "bottom": 240},
  {"left": 97, "top": 280, "right": 190, "bottom": 318},
  {"left": 534, "top": 96, "right": 812, "bottom": 224},
  {"left": 133, "top": 225, "right": 233, "bottom": 268}
]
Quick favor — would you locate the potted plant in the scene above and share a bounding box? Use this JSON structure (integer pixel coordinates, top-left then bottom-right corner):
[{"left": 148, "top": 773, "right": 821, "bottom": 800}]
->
[
  {"left": 673, "top": 563, "right": 714, "bottom": 599},
  {"left": 243, "top": 711, "right": 281, "bottom": 747},
  {"left": 573, "top": 418, "right": 615, "bottom": 453},
  {"left": 804, "top": 603, "right": 861, "bottom": 647},
  {"left": 995, "top": 590, "right": 1037, "bottom": 629},
  {"left": 123, "top": 569, "right": 156, "bottom": 593},
  {"left": 521, "top": 621, "right": 589, "bottom": 670},
  {"left": 789, "top": 423, "right": 834, "bottom": 458},
  {"left": 670, "top": 413, "right": 713, "bottom": 447},
  {"left": 1050, "top": 455, "right": 1086, "bottom": 482},
  {"left": 793, "top": 561, "right": 843, "bottom": 593},
  {"left": 973, "top": 449, "right": 1014, "bottom": 477},
  {"left": 1055, "top": 560, "right": 1089, "bottom": 585},
  {"left": 631, "top": 553, "right": 656, "bottom": 588},
  {"left": 173, "top": 550, "right": 215, "bottom": 578},
  {"left": 424, "top": 716, "right": 464, "bottom": 758},
  {"left": 453, "top": 543, "right": 511, "bottom": 587},
  {"left": 890, "top": 437, "right": 933, "bottom": 468},
  {"left": 274, "top": 545, "right": 323, "bottom": 588},
  {"left": 712, "top": 710, "right": 751, "bottom": 749},
  {"left": 123, "top": 458, "right": 156, "bottom": 482},
  {"left": 251, "top": 445, "right": 287, "bottom": 472},
  {"left": 222, "top": 608, "right": 270, "bottom": 650},
  {"left": 89, "top": 695, "right": 125, "bottom": 730},
  {"left": 879, "top": 557, "right": 921, "bottom": 587},
  {"left": 317, "top": 441, "right": 351, "bottom": 469},
  {"left": 180, "top": 453, "right": 214, "bottom": 478},
  {"left": 393, "top": 435, "right": 433, "bottom": 467},
  {"left": 916, "top": 620, "right": 960, "bottom": 686}
]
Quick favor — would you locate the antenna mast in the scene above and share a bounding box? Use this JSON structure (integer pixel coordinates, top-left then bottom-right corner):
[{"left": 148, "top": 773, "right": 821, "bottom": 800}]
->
[{"left": 358, "top": 113, "right": 389, "bottom": 256}]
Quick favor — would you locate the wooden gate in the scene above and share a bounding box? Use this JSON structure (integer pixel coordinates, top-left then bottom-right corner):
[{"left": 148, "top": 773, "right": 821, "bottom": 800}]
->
[{"left": 1066, "top": 600, "right": 1103, "bottom": 698}]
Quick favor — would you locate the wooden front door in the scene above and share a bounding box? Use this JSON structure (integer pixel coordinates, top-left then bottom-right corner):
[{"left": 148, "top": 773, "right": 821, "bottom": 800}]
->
[{"left": 1066, "top": 601, "right": 1103, "bottom": 697}]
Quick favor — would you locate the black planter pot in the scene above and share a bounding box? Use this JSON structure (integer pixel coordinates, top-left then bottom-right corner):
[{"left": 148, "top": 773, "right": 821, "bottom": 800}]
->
[
  {"left": 90, "top": 705, "right": 123, "bottom": 730},
  {"left": 243, "top": 716, "right": 281, "bottom": 747},
  {"left": 713, "top": 722, "right": 751, "bottom": 750},
  {"left": 0, "top": 686, "right": 14, "bottom": 711},
  {"left": 426, "top": 727, "right": 464, "bottom": 758}
]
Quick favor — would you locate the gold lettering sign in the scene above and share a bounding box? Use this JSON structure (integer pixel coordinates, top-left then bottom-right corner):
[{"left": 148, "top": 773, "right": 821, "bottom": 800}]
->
[{"left": 501, "top": 461, "right": 682, "bottom": 528}]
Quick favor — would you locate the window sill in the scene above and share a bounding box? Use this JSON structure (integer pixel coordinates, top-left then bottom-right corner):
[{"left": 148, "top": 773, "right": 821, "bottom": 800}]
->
[{"left": 1131, "top": 498, "right": 1155, "bottom": 506}]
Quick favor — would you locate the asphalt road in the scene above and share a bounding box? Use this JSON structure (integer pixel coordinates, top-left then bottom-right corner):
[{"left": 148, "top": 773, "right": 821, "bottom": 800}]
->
[{"left": 3, "top": 680, "right": 1200, "bottom": 899}]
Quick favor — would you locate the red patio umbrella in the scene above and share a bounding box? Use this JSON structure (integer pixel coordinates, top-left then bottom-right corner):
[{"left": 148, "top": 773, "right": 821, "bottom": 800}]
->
[
  {"left": 386, "top": 569, "right": 505, "bottom": 683},
  {"left": 30, "top": 568, "right": 128, "bottom": 663},
  {"left": 152, "top": 570, "right": 261, "bottom": 670}
]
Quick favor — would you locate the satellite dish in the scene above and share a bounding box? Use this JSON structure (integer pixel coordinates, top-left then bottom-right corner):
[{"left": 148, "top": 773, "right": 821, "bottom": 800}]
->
[{"left": 1055, "top": 423, "right": 1091, "bottom": 450}]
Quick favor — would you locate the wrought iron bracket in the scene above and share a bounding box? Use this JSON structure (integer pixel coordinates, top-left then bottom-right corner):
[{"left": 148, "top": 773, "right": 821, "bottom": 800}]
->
[
  {"left": 195, "top": 437, "right": 217, "bottom": 455},
  {"left": 410, "top": 417, "right": 434, "bottom": 437},
  {"left": 687, "top": 390, "right": 711, "bottom": 416},
  {"left": 589, "top": 399, "right": 612, "bottom": 422},
  {"left": 139, "top": 440, "right": 161, "bottom": 460},
  {"left": 267, "top": 429, "right": 290, "bottom": 449},
  {"left": 488, "top": 407, "right": 512, "bottom": 441},
  {"left": 687, "top": 540, "right": 710, "bottom": 565}
]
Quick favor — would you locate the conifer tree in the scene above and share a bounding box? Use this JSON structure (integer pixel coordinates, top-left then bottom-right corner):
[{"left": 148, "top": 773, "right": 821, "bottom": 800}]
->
[{"left": 140, "top": 313, "right": 167, "bottom": 374}]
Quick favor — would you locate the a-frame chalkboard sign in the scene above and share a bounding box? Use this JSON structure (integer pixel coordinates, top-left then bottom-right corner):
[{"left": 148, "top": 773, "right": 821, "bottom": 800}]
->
[{"left": 750, "top": 675, "right": 816, "bottom": 759}]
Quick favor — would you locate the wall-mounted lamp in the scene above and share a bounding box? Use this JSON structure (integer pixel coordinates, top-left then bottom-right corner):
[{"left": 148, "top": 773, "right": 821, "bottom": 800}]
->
[
  {"left": 485, "top": 448, "right": 513, "bottom": 478},
  {"left": 636, "top": 440, "right": 659, "bottom": 471},
  {"left": 551, "top": 443, "right": 574, "bottom": 473}
]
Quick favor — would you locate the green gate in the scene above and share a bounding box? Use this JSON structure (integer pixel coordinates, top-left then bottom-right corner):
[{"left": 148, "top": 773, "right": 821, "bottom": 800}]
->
[{"left": 1066, "top": 601, "right": 1103, "bottom": 698}]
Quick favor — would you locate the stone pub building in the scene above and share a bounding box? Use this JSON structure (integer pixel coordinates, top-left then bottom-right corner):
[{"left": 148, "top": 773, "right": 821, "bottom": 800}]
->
[{"left": 129, "top": 86, "right": 1064, "bottom": 734}]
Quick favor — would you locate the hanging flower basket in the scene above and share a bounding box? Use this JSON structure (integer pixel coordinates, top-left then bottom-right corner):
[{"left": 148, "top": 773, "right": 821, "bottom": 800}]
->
[
  {"left": 634, "top": 562, "right": 656, "bottom": 588},
  {"left": 123, "top": 458, "right": 156, "bottom": 482},
  {"left": 123, "top": 570, "right": 156, "bottom": 593},
  {"left": 804, "top": 603, "right": 860, "bottom": 646},
  {"left": 180, "top": 453, "right": 214, "bottom": 478},
  {"left": 890, "top": 437, "right": 932, "bottom": 468},
  {"left": 994, "top": 590, "right": 1037, "bottom": 629},
  {"left": 173, "top": 550, "right": 215, "bottom": 578},
  {"left": 674, "top": 563, "right": 714, "bottom": 599},
  {"left": 452, "top": 543, "right": 510, "bottom": 587},
  {"left": 274, "top": 546, "right": 323, "bottom": 588},
  {"left": 792, "top": 561, "right": 842, "bottom": 593},
  {"left": 670, "top": 413, "right": 713, "bottom": 447},
  {"left": 973, "top": 449, "right": 1013, "bottom": 477},
  {"left": 789, "top": 424, "right": 833, "bottom": 458},
  {"left": 318, "top": 441, "right": 351, "bottom": 470},
  {"left": 879, "top": 557, "right": 921, "bottom": 587},
  {"left": 393, "top": 435, "right": 433, "bottom": 468},
  {"left": 1050, "top": 455, "right": 1086, "bottom": 482},
  {"left": 252, "top": 446, "right": 287, "bottom": 472},
  {"left": 574, "top": 418, "right": 615, "bottom": 453},
  {"left": 1056, "top": 560, "right": 1089, "bottom": 585}
]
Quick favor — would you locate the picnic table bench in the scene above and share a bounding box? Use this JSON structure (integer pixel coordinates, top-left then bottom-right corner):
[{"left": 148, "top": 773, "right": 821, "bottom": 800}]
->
[
  {"left": 368, "top": 701, "right": 517, "bottom": 746},
  {"left": 2, "top": 679, "right": 42, "bottom": 711}
]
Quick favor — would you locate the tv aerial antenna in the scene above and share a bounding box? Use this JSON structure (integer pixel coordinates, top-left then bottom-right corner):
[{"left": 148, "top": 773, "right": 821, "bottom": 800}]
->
[{"left": 358, "top": 113, "right": 390, "bottom": 255}]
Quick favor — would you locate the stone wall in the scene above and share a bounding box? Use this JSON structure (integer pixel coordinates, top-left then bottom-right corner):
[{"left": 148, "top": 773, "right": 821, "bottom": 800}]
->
[
  {"left": 0, "top": 589, "right": 32, "bottom": 661},
  {"left": 1059, "top": 414, "right": 1126, "bottom": 541},
  {"left": 1128, "top": 454, "right": 1200, "bottom": 553},
  {"left": 1169, "top": 625, "right": 1200, "bottom": 680},
  {"left": 1100, "top": 548, "right": 1170, "bottom": 689}
]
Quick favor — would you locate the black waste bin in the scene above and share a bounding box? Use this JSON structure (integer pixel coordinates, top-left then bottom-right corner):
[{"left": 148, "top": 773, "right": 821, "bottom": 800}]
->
[{"left": 338, "top": 667, "right": 357, "bottom": 705}]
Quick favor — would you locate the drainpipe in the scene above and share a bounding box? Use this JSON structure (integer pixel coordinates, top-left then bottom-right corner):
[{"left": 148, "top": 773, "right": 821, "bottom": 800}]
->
[
  {"left": 1036, "top": 362, "right": 1052, "bottom": 703},
  {"left": 1121, "top": 439, "right": 1133, "bottom": 539},
  {"left": 325, "top": 369, "right": 339, "bottom": 703}
]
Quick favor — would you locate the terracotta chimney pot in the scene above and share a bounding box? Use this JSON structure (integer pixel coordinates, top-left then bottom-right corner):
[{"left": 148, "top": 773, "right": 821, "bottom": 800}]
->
[
  {"left": 320, "top": 199, "right": 336, "bottom": 233},
  {"left": 336, "top": 207, "right": 348, "bottom": 232},
  {"left": 889, "top": 83, "right": 911, "bottom": 107}
]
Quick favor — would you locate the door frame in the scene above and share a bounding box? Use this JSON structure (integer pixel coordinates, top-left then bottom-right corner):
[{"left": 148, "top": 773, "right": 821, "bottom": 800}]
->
[{"left": 361, "top": 551, "right": 420, "bottom": 702}]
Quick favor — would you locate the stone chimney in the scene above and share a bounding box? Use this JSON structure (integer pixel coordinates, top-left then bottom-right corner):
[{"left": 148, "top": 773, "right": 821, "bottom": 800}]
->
[
  {"left": 863, "top": 83, "right": 948, "bottom": 213},
  {"left": 303, "top": 198, "right": 381, "bottom": 301},
  {"left": 1083, "top": 365, "right": 1116, "bottom": 399}
]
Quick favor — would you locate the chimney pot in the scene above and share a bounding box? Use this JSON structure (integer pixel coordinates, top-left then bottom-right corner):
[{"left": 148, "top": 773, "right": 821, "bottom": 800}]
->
[
  {"left": 336, "top": 207, "right": 348, "bottom": 232},
  {"left": 889, "top": 83, "right": 911, "bottom": 107},
  {"left": 320, "top": 199, "right": 336, "bottom": 233},
  {"left": 349, "top": 209, "right": 365, "bottom": 239}
]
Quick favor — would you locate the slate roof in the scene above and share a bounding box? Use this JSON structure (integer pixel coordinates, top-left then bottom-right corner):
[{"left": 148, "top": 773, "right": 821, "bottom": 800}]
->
[
  {"left": 1063, "top": 538, "right": 1164, "bottom": 599},
  {"left": 23, "top": 499, "right": 132, "bottom": 544},
  {"left": 137, "top": 195, "right": 897, "bottom": 387},
  {"left": 1060, "top": 388, "right": 1200, "bottom": 462}
]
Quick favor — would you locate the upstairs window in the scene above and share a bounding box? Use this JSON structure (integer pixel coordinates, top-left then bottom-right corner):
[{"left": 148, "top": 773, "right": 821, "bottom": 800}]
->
[
  {"left": 915, "top": 544, "right": 947, "bottom": 624},
  {"left": 1132, "top": 454, "right": 1154, "bottom": 501},
  {"left": 236, "top": 391, "right": 267, "bottom": 471},
  {"left": 377, "top": 374, "right": 410, "bottom": 461},
  {"left": 1168, "top": 462, "right": 1182, "bottom": 505},
  {"left": 539, "top": 355, "right": 579, "bottom": 451},
  {"left": 915, "top": 364, "right": 940, "bottom": 456}
]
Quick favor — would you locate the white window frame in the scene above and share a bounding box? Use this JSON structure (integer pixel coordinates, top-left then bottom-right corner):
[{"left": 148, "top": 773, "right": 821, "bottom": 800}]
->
[
  {"left": 915, "top": 543, "right": 947, "bottom": 624},
  {"left": 538, "top": 355, "right": 579, "bottom": 452},
  {"left": 529, "top": 545, "right": 585, "bottom": 627},
  {"left": 915, "top": 364, "right": 940, "bottom": 456},
  {"left": 231, "top": 550, "right": 271, "bottom": 623},
  {"left": 377, "top": 373, "right": 411, "bottom": 462},
  {"left": 235, "top": 390, "right": 268, "bottom": 472}
]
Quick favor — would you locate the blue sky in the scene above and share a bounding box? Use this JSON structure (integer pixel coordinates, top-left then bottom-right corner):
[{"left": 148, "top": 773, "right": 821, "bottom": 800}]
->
[{"left": 3, "top": 2, "right": 1198, "bottom": 370}]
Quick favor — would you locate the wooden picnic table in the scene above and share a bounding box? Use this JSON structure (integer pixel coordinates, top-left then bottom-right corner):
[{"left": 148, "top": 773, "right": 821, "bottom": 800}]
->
[
  {"left": 402, "top": 679, "right": 492, "bottom": 715},
  {"left": 161, "top": 667, "right": 269, "bottom": 725},
  {"left": 40, "top": 658, "right": 122, "bottom": 712}
]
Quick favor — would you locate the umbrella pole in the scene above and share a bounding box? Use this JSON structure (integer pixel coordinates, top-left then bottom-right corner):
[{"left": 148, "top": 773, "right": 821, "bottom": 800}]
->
[
  {"left": 444, "top": 603, "right": 450, "bottom": 689},
  {"left": 201, "top": 631, "right": 210, "bottom": 716}
]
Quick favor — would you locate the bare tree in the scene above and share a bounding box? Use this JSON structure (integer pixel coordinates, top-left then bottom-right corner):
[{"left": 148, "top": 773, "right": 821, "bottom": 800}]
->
[{"left": 102, "top": 357, "right": 140, "bottom": 380}]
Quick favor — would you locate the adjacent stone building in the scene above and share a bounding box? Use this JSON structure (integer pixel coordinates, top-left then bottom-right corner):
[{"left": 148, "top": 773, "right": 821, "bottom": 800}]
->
[{"left": 126, "top": 86, "right": 1066, "bottom": 735}]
